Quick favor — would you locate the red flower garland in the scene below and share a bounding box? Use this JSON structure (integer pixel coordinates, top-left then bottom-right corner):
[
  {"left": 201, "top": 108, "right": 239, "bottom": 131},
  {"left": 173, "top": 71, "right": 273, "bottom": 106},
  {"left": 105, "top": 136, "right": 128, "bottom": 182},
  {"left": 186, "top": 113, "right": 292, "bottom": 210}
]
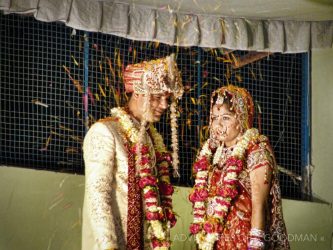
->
[
  {"left": 133, "top": 145, "right": 177, "bottom": 247},
  {"left": 188, "top": 129, "right": 259, "bottom": 249},
  {"left": 111, "top": 107, "right": 177, "bottom": 250},
  {"left": 189, "top": 155, "right": 244, "bottom": 234}
]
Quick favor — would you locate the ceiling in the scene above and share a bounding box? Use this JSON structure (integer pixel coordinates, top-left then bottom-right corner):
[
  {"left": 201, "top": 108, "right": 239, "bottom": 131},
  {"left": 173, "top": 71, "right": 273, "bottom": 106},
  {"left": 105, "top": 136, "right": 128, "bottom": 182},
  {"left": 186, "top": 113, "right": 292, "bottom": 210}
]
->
[{"left": 107, "top": 0, "right": 333, "bottom": 21}]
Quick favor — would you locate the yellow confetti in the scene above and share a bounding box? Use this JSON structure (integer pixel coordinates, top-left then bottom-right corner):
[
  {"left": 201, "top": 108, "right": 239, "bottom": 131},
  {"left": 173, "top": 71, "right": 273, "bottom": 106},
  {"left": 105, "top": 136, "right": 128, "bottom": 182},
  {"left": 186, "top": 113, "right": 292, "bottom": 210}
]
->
[
  {"left": 69, "top": 135, "right": 83, "bottom": 143},
  {"left": 71, "top": 55, "right": 79, "bottom": 66},
  {"left": 213, "top": 77, "right": 221, "bottom": 83},
  {"left": 98, "top": 83, "right": 106, "bottom": 97},
  {"left": 32, "top": 99, "right": 48, "bottom": 108},
  {"left": 214, "top": 3, "right": 222, "bottom": 11},
  {"left": 168, "top": 4, "right": 172, "bottom": 14},
  {"left": 51, "top": 130, "right": 64, "bottom": 138},
  {"left": 63, "top": 202, "right": 73, "bottom": 209},
  {"left": 198, "top": 94, "right": 207, "bottom": 105},
  {"left": 59, "top": 125, "right": 73, "bottom": 132},
  {"left": 250, "top": 68, "right": 257, "bottom": 80},
  {"left": 71, "top": 220, "right": 81, "bottom": 229},
  {"left": 133, "top": 48, "right": 136, "bottom": 62},
  {"left": 112, "top": 88, "right": 120, "bottom": 107},
  {"left": 44, "top": 134, "right": 52, "bottom": 148},
  {"left": 202, "top": 82, "right": 208, "bottom": 89},
  {"left": 79, "top": 38, "right": 83, "bottom": 51},
  {"left": 186, "top": 118, "right": 192, "bottom": 127},
  {"left": 230, "top": 53, "right": 239, "bottom": 67},
  {"left": 224, "top": 74, "right": 230, "bottom": 85},
  {"left": 72, "top": 80, "right": 83, "bottom": 93},
  {"left": 63, "top": 65, "right": 70, "bottom": 75},
  {"left": 226, "top": 65, "right": 231, "bottom": 79},
  {"left": 106, "top": 57, "right": 116, "bottom": 79},
  {"left": 99, "top": 60, "right": 103, "bottom": 72},
  {"left": 217, "top": 56, "right": 232, "bottom": 63},
  {"left": 94, "top": 93, "right": 100, "bottom": 101},
  {"left": 117, "top": 53, "right": 121, "bottom": 68},
  {"left": 235, "top": 74, "right": 243, "bottom": 82},
  {"left": 104, "top": 76, "right": 110, "bottom": 87},
  {"left": 66, "top": 147, "right": 78, "bottom": 154},
  {"left": 62, "top": 65, "right": 83, "bottom": 93}
]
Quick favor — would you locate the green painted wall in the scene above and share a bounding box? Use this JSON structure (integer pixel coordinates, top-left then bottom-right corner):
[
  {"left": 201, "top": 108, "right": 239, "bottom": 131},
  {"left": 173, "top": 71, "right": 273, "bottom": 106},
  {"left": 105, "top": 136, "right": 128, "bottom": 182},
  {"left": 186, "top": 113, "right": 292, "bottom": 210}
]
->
[
  {"left": 1, "top": 48, "right": 333, "bottom": 250},
  {"left": 312, "top": 48, "right": 333, "bottom": 204},
  {"left": 0, "top": 167, "right": 84, "bottom": 250},
  {"left": 0, "top": 166, "right": 332, "bottom": 250}
]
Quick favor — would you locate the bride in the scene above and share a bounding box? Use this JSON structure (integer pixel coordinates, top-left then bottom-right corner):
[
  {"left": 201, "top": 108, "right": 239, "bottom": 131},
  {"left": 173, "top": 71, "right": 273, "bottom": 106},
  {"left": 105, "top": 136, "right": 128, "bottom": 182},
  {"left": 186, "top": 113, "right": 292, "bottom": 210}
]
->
[{"left": 189, "top": 85, "right": 290, "bottom": 250}]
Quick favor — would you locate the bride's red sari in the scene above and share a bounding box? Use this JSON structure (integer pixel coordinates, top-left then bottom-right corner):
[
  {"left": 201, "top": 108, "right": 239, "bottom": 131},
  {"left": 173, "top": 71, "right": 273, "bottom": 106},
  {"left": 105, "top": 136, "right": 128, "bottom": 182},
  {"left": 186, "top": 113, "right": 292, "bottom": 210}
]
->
[{"left": 211, "top": 136, "right": 289, "bottom": 250}]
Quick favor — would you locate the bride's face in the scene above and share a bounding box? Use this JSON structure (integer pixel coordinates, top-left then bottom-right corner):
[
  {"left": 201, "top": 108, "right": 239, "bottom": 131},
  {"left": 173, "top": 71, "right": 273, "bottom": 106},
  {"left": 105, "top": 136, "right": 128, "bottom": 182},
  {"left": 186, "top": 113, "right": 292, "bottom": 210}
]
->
[{"left": 211, "top": 104, "right": 241, "bottom": 147}]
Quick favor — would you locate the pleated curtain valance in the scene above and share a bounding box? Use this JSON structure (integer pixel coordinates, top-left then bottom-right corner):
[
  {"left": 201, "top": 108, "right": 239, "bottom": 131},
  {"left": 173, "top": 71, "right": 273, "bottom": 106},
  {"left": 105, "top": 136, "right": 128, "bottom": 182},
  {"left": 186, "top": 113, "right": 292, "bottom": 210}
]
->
[{"left": 1, "top": 0, "right": 333, "bottom": 53}]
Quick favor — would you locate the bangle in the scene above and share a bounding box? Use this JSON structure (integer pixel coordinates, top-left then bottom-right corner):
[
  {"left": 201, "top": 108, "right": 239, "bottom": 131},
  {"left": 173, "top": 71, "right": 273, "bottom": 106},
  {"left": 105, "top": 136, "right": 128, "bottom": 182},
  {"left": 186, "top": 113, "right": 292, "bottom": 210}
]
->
[
  {"left": 249, "top": 228, "right": 265, "bottom": 238},
  {"left": 248, "top": 238, "right": 265, "bottom": 249},
  {"left": 248, "top": 228, "right": 265, "bottom": 250}
]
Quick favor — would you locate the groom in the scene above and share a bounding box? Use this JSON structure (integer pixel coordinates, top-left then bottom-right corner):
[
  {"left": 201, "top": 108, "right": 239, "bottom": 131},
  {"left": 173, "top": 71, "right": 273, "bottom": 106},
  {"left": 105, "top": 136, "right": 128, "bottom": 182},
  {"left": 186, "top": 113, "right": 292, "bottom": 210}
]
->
[{"left": 82, "top": 54, "right": 183, "bottom": 250}]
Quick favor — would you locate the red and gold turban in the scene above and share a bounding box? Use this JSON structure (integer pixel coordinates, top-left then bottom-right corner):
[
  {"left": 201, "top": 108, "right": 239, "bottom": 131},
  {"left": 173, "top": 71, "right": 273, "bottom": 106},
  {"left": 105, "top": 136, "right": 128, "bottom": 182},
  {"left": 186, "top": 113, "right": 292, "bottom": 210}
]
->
[
  {"left": 123, "top": 54, "right": 183, "bottom": 99},
  {"left": 210, "top": 85, "right": 255, "bottom": 131},
  {"left": 123, "top": 54, "right": 184, "bottom": 177}
]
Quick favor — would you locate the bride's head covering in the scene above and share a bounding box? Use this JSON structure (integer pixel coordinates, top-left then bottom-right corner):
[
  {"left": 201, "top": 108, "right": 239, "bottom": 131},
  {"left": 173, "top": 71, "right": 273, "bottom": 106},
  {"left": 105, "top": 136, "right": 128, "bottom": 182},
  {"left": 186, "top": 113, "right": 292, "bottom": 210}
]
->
[{"left": 210, "top": 85, "right": 254, "bottom": 132}]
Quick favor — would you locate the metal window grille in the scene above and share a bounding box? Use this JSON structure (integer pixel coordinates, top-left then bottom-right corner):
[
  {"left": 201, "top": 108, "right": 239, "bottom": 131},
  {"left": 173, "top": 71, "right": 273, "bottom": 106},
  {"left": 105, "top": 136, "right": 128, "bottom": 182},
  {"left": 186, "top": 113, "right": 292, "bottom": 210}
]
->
[{"left": 0, "top": 14, "right": 307, "bottom": 199}]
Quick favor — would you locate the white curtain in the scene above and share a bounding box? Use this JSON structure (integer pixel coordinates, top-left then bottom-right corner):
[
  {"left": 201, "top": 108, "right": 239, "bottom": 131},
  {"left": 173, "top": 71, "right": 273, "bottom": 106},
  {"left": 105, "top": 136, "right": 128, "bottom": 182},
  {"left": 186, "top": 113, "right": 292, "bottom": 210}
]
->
[{"left": 1, "top": 0, "right": 333, "bottom": 52}]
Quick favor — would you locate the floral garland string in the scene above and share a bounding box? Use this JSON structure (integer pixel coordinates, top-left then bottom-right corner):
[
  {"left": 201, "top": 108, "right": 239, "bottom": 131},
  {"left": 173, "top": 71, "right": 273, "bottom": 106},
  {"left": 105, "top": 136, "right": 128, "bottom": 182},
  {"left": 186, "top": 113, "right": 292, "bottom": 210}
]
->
[
  {"left": 189, "top": 128, "right": 259, "bottom": 250},
  {"left": 111, "top": 107, "right": 177, "bottom": 250}
]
